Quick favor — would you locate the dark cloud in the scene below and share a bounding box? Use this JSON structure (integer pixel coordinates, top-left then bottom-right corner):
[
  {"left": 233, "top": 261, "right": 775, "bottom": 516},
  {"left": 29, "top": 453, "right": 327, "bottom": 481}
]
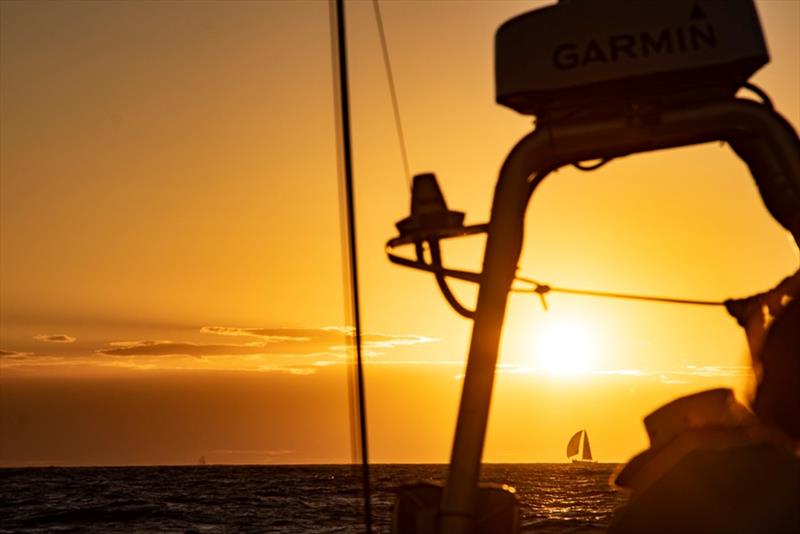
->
[
  {"left": 0, "top": 350, "right": 23, "bottom": 357},
  {"left": 33, "top": 334, "right": 76, "bottom": 343}
]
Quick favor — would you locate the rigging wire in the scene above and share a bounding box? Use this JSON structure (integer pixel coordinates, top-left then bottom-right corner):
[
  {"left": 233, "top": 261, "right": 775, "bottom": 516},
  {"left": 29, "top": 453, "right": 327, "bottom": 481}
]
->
[
  {"left": 389, "top": 231, "right": 795, "bottom": 313},
  {"left": 511, "top": 275, "right": 724, "bottom": 311},
  {"left": 331, "top": 1, "right": 373, "bottom": 531},
  {"left": 372, "top": 0, "right": 412, "bottom": 190}
]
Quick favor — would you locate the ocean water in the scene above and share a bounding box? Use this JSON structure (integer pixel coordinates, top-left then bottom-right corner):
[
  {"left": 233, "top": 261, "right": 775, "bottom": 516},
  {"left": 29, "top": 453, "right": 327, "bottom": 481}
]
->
[{"left": 0, "top": 464, "right": 627, "bottom": 533}]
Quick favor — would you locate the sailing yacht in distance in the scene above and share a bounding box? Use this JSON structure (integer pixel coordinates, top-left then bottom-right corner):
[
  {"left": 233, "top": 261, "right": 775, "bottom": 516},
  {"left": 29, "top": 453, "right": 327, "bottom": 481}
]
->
[{"left": 566, "top": 430, "right": 595, "bottom": 464}]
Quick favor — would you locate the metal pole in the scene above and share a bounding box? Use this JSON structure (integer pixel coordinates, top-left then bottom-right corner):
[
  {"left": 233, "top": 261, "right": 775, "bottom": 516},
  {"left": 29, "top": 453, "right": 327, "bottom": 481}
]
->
[
  {"left": 438, "top": 130, "right": 544, "bottom": 534},
  {"left": 330, "top": 0, "right": 373, "bottom": 531}
]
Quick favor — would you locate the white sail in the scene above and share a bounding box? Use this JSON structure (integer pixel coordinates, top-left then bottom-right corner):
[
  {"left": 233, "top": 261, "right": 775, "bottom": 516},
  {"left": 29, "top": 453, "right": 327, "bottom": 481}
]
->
[
  {"left": 581, "top": 431, "right": 593, "bottom": 461},
  {"left": 566, "top": 430, "right": 582, "bottom": 458}
]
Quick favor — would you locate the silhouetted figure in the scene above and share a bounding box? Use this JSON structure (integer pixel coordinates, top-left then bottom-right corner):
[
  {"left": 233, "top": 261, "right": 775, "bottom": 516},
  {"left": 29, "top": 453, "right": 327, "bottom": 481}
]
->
[
  {"left": 609, "top": 298, "right": 800, "bottom": 534},
  {"left": 725, "top": 270, "right": 800, "bottom": 364}
]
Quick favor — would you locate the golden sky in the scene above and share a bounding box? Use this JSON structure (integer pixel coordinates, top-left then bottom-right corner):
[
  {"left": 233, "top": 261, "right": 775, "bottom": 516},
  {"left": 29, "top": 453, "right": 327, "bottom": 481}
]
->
[{"left": 1, "top": 0, "right": 798, "bottom": 466}]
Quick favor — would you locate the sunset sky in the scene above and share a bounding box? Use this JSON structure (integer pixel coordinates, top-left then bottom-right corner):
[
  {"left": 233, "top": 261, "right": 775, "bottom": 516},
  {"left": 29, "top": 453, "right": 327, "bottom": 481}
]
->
[{"left": 1, "top": 0, "right": 798, "bottom": 467}]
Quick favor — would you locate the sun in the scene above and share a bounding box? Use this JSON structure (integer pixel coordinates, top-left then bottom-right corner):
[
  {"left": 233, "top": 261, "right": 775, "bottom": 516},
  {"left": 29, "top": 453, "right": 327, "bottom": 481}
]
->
[{"left": 532, "top": 318, "right": 597, "bottom": 376}]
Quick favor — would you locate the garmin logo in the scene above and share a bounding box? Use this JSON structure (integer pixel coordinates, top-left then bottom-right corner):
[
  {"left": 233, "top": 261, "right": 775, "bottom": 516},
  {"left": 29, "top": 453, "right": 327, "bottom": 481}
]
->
[{"left": 553, "top": 23, "right": 717, "bottom": 70}]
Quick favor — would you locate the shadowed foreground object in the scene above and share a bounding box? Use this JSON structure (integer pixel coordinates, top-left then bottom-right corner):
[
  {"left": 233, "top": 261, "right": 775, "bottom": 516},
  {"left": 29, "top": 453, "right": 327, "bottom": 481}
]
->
[
  {"left": 610, "top": 302, "right": 800, "bottom": 533},
  {"left": 381, "top": 1, "right": 799, "bottom": 532},
  {"left": 610, "top": 445, "right": 800, "bottom": 534},
  {"left": 393, "top": 483, "right": 519, "bottom": 534},
  {"left": 0, "top": 0, "right": 797, "bottom": 532},
  {"left": 752, "top": 299, "right": 800, "bottom": 440}
]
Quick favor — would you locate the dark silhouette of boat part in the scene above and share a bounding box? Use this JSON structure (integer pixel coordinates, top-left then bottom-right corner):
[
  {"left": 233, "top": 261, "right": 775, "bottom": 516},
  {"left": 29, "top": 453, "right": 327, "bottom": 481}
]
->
[{"left": 332, "top": 1, "right": 800, "bottom": 532}]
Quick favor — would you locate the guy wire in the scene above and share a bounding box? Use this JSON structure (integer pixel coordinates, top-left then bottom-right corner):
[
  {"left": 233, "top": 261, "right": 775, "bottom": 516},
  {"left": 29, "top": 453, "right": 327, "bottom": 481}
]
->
[{"left": 373, "top": 0, "right": 412, "bottom": 190}]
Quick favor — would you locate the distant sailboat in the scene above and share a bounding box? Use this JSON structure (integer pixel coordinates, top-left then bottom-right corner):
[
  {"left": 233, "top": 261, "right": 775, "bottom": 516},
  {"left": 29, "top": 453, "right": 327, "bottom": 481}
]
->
[
  {"left": 198, "top": 455, "right": 207, "bottom": 466},
  {"left": 566, "top": 430, "right": 594, "bottom": 463}
]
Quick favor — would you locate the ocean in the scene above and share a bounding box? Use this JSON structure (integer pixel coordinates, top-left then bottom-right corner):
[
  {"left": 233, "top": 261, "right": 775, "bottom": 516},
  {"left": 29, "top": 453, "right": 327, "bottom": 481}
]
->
[{"left": 0, "top": 464, "right": 627, "bottom": 533}]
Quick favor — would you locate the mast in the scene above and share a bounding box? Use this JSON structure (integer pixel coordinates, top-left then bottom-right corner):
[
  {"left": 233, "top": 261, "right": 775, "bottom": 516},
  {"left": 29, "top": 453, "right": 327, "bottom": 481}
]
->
[{"left": 330, "top": 0, "right": 373, "bottom": 531}]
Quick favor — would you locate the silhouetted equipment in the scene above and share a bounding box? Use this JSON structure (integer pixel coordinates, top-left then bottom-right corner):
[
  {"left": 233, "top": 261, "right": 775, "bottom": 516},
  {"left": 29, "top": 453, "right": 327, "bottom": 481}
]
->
[
  {"left": 496, "top": 0, "right": 768, "bottom": 117},
  {"left": 379, "top": 0, "right": 799, "bottom": 532},
  {"left": 395, "top": 174, "right": 466, "bottom": 241},
  {"left": 389, "top": 174, "right": 488, "bottom": 320}
]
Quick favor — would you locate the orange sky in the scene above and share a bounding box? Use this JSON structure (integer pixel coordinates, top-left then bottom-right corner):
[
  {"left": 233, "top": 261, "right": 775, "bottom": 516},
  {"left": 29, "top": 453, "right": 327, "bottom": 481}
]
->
[{"left": 1, "top": 0, "right": 798, "bottom": 466}]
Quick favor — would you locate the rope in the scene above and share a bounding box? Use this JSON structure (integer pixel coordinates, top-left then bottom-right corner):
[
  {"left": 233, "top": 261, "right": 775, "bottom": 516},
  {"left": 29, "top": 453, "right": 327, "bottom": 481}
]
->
[
  {"left": 512, "top": 275, "right": 725, "bottom": 310},
  {"left": 389, "top": 241, "right": 799, "bottom": 320},
  {"left": 372, "top": 0, "right": 412, "bottom": 190}
]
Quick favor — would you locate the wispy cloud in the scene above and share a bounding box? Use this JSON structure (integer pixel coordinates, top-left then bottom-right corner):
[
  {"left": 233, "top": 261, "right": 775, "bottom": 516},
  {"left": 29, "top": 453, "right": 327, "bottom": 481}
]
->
[
  {"left": 86, "top": 325, "right": 436, "bottom": 368},
  {"left": 3, "top": 325, "right": 437, "bottom": 365},
  {"left": 590, "top": 366, "right": 750, "bottom": 379},
  {"left": 590, "top": 369, "right": 647, "bottom": 376},
  {"left": 452, "top": 364, "right": 751, "bottom": 382},
  {"left": 33, "top": 334, "right": 76, "bottom": 343},
  {"left": 681, "top": 365, "right": 751, "bottom": 377},
  {"left": 0, "top": 323, "right": 440, "bottom": 377},
  {"left": 200, "top": 326, "right": 310, "bottom": 342},
  {"left": 201, "top": 325, "right": 437, "bottom": 350},
  {"left": 0, "top": 354, "right": 88, "bottom": 367},
  {"left": 210, "top": 449, "right": 293, "bottom": 457},
  {"left": 99, "top": 341, "right": 281, "bottom": 357},
  {"left": 0, "top": 350, "right": 320, "bottom": 375},
  {"left": 97, "top": 327, "right": 434, "bottom": 359},
  {"left": 0, "top": 349, "right": 29, "bottom": 357},
  {"left": 255, "top": 365, "right": 316, "bottom": 375},
  {"left": 658, "top": 374, "right": 689, "bottom": 385}
]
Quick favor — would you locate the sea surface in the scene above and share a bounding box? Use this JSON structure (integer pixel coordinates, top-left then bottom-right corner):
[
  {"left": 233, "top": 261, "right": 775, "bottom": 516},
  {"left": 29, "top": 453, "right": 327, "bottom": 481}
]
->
[{"left": 0, "top": 464, "right": 627, "bottom": 533}]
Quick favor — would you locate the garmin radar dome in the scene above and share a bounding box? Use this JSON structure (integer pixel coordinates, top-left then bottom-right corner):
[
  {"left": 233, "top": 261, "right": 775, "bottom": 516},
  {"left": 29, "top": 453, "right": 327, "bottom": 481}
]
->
[{"left": 495, "top": 0, "right": 769, "bottom": 117}]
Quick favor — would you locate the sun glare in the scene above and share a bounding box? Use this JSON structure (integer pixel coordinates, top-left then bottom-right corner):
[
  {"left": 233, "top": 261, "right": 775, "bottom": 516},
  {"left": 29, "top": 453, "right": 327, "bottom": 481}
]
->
[{"left": 533, "top": 318, "right": 597, "bottom": 376}]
